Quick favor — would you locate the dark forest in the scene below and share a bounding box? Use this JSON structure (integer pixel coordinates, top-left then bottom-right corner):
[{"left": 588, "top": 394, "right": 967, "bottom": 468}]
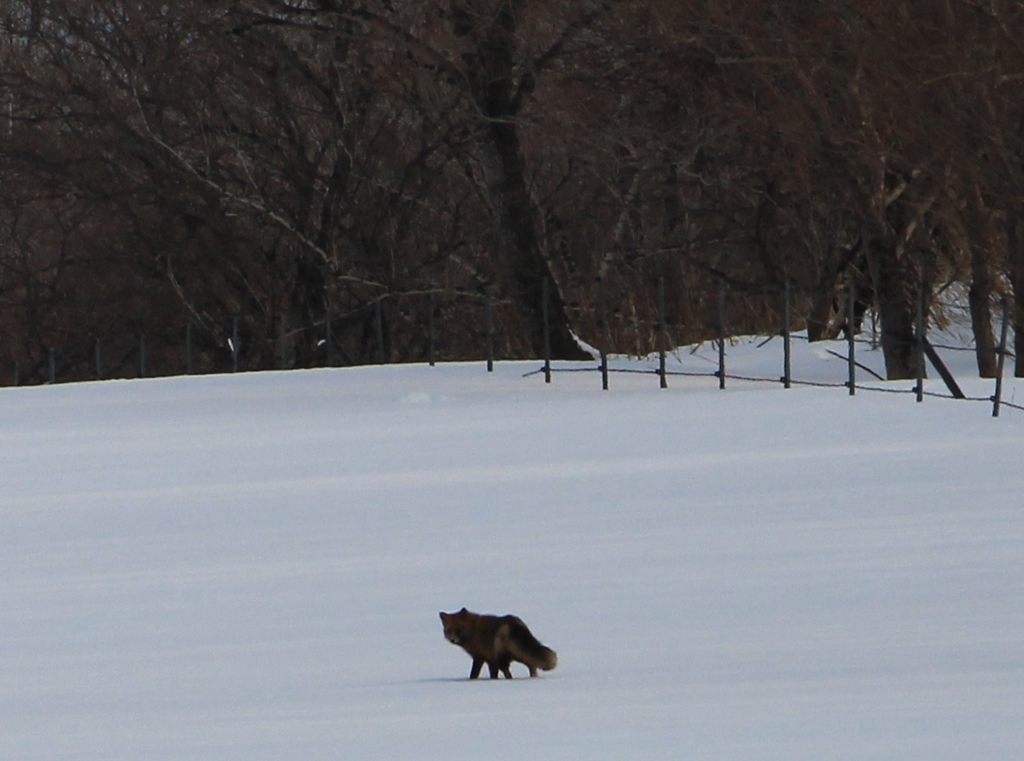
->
[{"left": 2, "top": 1, "right": 1023, "bottom": 383}]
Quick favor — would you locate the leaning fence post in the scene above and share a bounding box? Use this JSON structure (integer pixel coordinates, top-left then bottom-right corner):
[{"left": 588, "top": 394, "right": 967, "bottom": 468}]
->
[
  {"left": 993, "top": 297, "right": 1011, "bottom": 417},
  {"left": 542, "top": 278, "right": 551, "bottom": 383},
  {"left": 717, "top": 279, "right": 726, "bottom": 390},
  {"left": 782, "top": 280, "right": 792, "bottom": 389},
  {"left": 847, "top": 282, "right": 856, "bottom": 396},
  {"left": 657, "top": 276, "right": 667, "bottom": 389}
]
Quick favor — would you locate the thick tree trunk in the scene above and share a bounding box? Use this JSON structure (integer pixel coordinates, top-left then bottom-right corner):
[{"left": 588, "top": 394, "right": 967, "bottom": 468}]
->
[
  {"left": 461, "top": 0, "right": 592, "bottom": 361},
  {"left": 474, "top": 123, "right": 591, "bottom": 360},
  {"left": 864, "top": 225, "right": 918, "bottom": 380},
  {"left": 807, "top": 231, "right": 866, "bottom": 342},
  {"left": 968, "top": 262, "right": 997, "bottom": 378},
  {"left": 806, "top": 247, "right": 841, "bottom": 342},
  {"left": 965, "top": 199, "right": 997, "bottom": 377}
]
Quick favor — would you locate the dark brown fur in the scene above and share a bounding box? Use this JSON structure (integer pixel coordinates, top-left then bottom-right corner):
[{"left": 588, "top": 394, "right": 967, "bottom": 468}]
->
[{"left": 439, "top": 608, "right": 558, "bottom": 679}]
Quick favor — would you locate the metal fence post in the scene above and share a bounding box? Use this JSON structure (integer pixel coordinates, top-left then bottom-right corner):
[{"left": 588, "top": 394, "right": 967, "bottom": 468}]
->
[
  {"left": 993, "top": 297, "right": 1011, "bottom": 417},
  {"left": 326, "top": 312, "right": 335, "bottom": 368},
  {"left": 657, "top": 276, "right": 667, "bottom": 389},
  {"left": 847, "top": 281, "right": 856, "bottom": 396},
  {"left": 542, "top": 278, "right": 551, "bottom": 383},
  {"left": 717, "top": 280, "right": 726, "bottom": 390},
  {"left": 782, "top": 280, "right": 792, "bottom": 389},
  {"left": 232, "top": 316, "right": 240, "bottom": 373},
  {"left": 428, "top": 294, "right": 436, "bottom": 367},
  {"left": 599, "top": 278, "right": 609, "bottom": 390},
  {"left": 915, "top": 283, "right": 925, "bottom": 403},
  {"left": 375, "top": 300, "right": 386, "bottom": 365},
  {"left": 279, "top": 315, "right": 287, "bottom": 370},
  {"left": 485, "top": 287, "right": 494, "bottom": 373}
]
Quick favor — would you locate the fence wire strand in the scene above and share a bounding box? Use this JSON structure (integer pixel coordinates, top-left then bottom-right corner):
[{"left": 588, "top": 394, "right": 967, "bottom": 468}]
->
[{"left": 522, "top": 364, "right": 1024, "bottom": 413}]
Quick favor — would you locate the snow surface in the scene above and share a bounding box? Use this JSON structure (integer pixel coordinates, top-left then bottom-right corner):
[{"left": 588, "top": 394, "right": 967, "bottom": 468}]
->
[{"left": 2, "top": 335, "right": 1023, "bottom": 760}]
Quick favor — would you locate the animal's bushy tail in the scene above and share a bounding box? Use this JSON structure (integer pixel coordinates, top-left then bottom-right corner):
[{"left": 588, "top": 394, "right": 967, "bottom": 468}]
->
[
  {"left": 535, "top": 645, "right": 558, "bottom": 671},
  {"left": 508, "top": 619, "right": 558, "bottom": 671}
]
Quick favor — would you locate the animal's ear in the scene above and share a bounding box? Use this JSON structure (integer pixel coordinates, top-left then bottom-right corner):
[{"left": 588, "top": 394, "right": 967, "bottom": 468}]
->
[
  {"left": 439, "top": 612, "right": 447, "bottom": 621},
  {"left": 459, "top": 607, "right": 467, "bottom": 613}
]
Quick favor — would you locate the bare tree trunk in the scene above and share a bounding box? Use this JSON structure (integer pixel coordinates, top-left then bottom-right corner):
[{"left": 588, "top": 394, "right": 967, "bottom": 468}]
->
[
  {"left": 473, "top": 120, "right": 590, "bottom": 360},
  {"left": 461, "top": 0, "right": 592, "bottom": 361},
  {"left": 968, "top": 255, "right": 997, "bottom": 378},
  {"left": 864, "top": 224, "right": 917, "bottom": 380},
  {"left": 965, "top": 196, "right": 997, "bottom": 377},
  {"left": 806, "top": 240, "right": 841, "bottom": 341}
]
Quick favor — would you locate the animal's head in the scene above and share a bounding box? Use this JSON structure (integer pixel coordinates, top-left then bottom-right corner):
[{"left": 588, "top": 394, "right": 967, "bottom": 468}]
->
[{"left": 439, "top": 608, "right": 470, "bottom": 645}]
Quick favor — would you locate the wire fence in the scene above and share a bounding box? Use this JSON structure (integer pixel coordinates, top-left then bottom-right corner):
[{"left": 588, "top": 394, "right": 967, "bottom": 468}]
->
[
  {"left": 519, "top": 279, "right": 1021, "bottom": 419},
  {"left": 521, "top": 333, "right": 1024, "bottom": 418},
  {"left": 3, "top": 277, "right": 1020, "bottom": 417}
]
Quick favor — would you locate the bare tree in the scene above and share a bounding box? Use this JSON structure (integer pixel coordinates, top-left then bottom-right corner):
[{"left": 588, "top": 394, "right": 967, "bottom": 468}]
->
[{"left": 4, "top": 0, "right": 1024, "bottom": 381}]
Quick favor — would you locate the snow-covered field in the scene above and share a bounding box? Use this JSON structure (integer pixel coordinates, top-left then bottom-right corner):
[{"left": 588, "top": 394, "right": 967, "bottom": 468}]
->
[{"left": 2, "top": 335, "right": 1022, "bottom": 760}]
